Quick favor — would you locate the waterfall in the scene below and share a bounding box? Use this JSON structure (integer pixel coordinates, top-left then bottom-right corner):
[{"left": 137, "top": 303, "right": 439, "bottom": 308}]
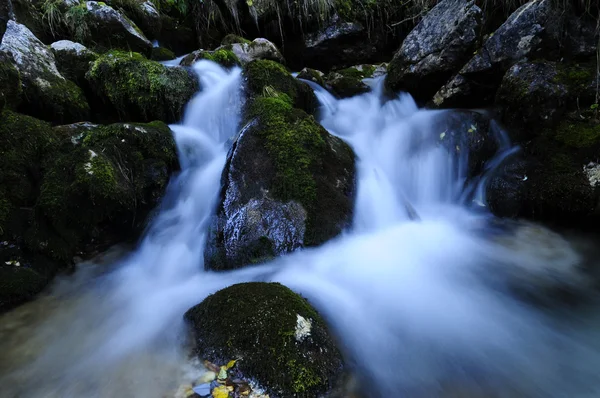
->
[{"left": 1, "top": 62, "right": 600, "bottom": 398}]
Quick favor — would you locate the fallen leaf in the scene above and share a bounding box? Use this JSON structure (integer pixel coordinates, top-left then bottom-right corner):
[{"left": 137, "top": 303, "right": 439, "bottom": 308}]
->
[
  {"left": 212, "top": 385, "right": 230, "bottom": 398},
  {"left": 225, "top": 359, "right": 237, "bottom": 370}
]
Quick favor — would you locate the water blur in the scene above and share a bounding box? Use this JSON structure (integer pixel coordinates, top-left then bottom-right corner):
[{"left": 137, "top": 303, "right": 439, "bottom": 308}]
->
[{"left": 1, "top": 63, "right": 600, "bottom": 398}]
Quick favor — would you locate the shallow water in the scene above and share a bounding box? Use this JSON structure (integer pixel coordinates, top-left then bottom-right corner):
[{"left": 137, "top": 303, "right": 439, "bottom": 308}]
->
[{"left": 1, "top": 62, "right": 600, "bottom": 398}]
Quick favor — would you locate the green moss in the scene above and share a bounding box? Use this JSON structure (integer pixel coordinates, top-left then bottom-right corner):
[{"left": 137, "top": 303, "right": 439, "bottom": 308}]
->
[
  {"left": 150, "top": 46, "right": 176, "bottom": 61},
  {"left": 221, "top": 34, "right": 251, "bottom": 46},
  {"left": 297, "top": 68, "right": 325, "bottom": 87},
  {"left": 554, "top": 64, "right": 595, "bottom": 94},
  {"left": 202, "top": 48, "right": 240, "bottom": 68},
  {"left": 0, "top": 55, "right": 22, "bottom": 110},
  {"left": 554, "top": 119, "right": 600, "bottom": 149},
  {"left": 184, "top": 282, "right": 342, "bottom": 397},
  {"left": 52, "top": 45, "right": 99, "bottom": 85},
  {"left": 86, "top": 50, "right": 198, "bottom": 123},
  {"left": 245, "top": 60, "right": 297, "bottom": 100},
  {"left": 337, "top": 65, "right": 376, "bottom": 79},
  {"left": 326, "top": 72, "right": 370, "bottom": 98},
  {"left": 247, "top": 96, "right": 326, "bottom": 207},
  {"left": 64, "top": 4, "right": 91, "bottom": 43}
]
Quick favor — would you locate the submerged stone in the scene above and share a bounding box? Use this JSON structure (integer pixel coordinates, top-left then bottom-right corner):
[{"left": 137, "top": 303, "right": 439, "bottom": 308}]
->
[{"left": 184, "top": 282, "right": 343, "bottom": 398}]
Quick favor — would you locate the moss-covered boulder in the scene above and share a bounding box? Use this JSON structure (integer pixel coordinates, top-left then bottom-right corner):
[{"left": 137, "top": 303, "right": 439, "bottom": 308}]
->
[
  {"left": 297, "top": 67, "right": 325, "bottom": 87},
  {"left": 205, "top": 91, "right": 355, "bottom": 270},
  {"left": 0, "top": 245, "right": 58, "bottom": 311},
  {"left": 385, "top": 0, "right": 483, "bottom": 100},
  {"left": 180, "top": 47, "right": 240, "bottom": 68},
  {"left": 184, "top": 282, "right": 343, "bottom": 397},
  {"left": 324, "top": 66, "right": 377, "bottom": 98},
  {"left": 0, "top": 110, "right": 56, "bottom": 242},
  {"left": 496, "top": 61, "right": 598, "bottom": 142},
  {"left": 50, "top": 40, "right": 98, "bottom": 85},
  {"left": 31, "top": 121, "right": 178, "bottom": 260},
  {"left": 0, "top": 51, "right": 22, "bottom": 110},
  {"left": 86, "top": 50, "right": 198, "bottom": 123},
  {"left": 0, "top": 21, "right": 90, "bottom": 124},
  {"left": 150, "top": 45, "right": 175, "bottom": 61},
  {"left": 220, "top": 34, "right": 251, "bottom": 46},
  {"left": 244, "top": 59, "right": 318, "bottom": 114}
]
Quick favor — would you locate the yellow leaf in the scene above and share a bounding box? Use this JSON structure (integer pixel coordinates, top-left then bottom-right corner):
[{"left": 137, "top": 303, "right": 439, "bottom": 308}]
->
[
  {"left": 212, "top": 385, "right": 230, "bottom": 398},
  {"left": 225, "top": 359, "right": 237, "bottom": 370}
]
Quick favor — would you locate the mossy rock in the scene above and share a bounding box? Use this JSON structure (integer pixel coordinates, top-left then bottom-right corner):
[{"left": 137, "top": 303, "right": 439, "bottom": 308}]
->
[
  {"left": 244, "top": 59, "right": 318, "bottom": 115},
  {"left": 0, "top": 110, "right": 57, "bottom": 240},
  {"left": 325, "top": 72, "right": 369, "bottom": 99},
  {"left": 180, "top": 47, "right": 240, "bottom": 68},
  {"left": 50, "top": 41, "right": 99, "bottom": 85},
  {"left": 184, "top": 282, "right": 343, "bottom": 398},
  {"left": 33, "top": 121, "right": 178, "bottom": 260},
  {"left": 150, "top": 46, "right": 175, "bottom": 61},
  {"left": 0, "top": 52, "right": 22, "bottom": 110},
  {"left": 205, "top": 93, "right": 355, "bottom": 270},
  {"left": 297, "top": 67, "right": 325, "bottom": 87},
  {"left": 221, "top": 34, "right": 251, "bottom": 46},
  {"left": 86, "top": 50, "right": 198, "bottom": 123},
  {"left": 0, "top": 245, "right": 58, "bottom": 311},
  {"left": 553, "top": 117, "right": 600, "bottom": 152}
]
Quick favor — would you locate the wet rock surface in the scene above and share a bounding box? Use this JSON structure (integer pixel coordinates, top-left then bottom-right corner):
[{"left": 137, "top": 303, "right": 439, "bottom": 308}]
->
[{"left": 184, "top": 282, "right": 343, "bottom": 398}]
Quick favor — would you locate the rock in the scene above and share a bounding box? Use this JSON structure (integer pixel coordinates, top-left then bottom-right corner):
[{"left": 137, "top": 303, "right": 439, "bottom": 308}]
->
[
  {"left": 243, "top": 59, "right": 318, "bottom": 114},
  {"left": 33, "top": 121, "right": 178, "bottom": 260},
  {"left": 110, "top": 0, "right": 162, "bottom": 39},
  {"left": 436, "top": 110, "right": 497, "bottom": 179},
  {"left": 180, "top": 47, "right": 240, "bottom": 68},
  {"left": 0, "top": 50, "right": 22, "bottom": 110},
  {"left": 293, "top": 14, "right": 376, "bottom": 71},
  {"left": 486, "top": 145, "right": 597, "bottom": 225},
  {"left": 228, "top": 38, "right": 284, "bottom": 65},
  {"left": 324, "top": 65, "right": 381, "bottom": 98},
  {"left": 0, "top": 110, "right": 56, "bottom": 243},
  {"left": 297, "top": 67, "right": 325, "bottom": 87},
  {"left": 204, "top": 89, "right": 355, "bottom": 270},
  {"left": 184, "top": 282, "right": 343, "bottom": 398},
  {"left": 496, "top": 61, "right": 598, "bottom": 141},
  {"left": 0, "top": 0, "right": 12, "bottom": 40},
  {"left": 84, "top": 1, "right": 152, "bottom": 54},
  {"left": 0, "top": 21, "right": 90, "bottom": 124},
  {"left": 150, "top": 46, "right": 175, "bottom": 61},
  {"left": 10, "top": 0, "right": 51, "bottom": 44},
  {"left": 385, "top": 0, "right": 483, "bottom": 100},
  {"left": 86, "top": 50, "right": 198, "bottom": 123},
  {"left": 220, "top": 34, "right": 251, "bottom": 46},
  {"left": 50, "top": 40, "right": 98, "bottom": 84},
  {"left": 433, "top": 0, "right": 554, "bottom": 108},
  {"left": 0, "top": 245, "right": 58, "bottom": 311}
]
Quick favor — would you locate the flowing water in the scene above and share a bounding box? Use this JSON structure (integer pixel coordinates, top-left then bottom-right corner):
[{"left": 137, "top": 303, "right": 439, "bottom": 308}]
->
[{"left": 1, "top": 62, "right": 600, "bottom": 398}]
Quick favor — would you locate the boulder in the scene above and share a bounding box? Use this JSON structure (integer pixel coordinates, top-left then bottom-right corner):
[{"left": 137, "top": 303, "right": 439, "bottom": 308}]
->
[
  {"left": 86, "top": 50, "right": 198, "bottom": 123},
  {"left": 220, "top": 34, "right": 251, "bottom": 46},
  {"left": 110, "top": 0, "right": 162, "bottom": 39},
  {"left": 291, "top": 14, "right": 375, "bottom": 71},
  {"left": 180, "top": 47, "right": 240, "bottom": 68},
  {"left": 297, "top": 67, "right": 325, "bottom": 87},
  {"left": 33, "top": 120, "right": 179, "bottom": 260},
  {"left": 150, "top": 46, "right": 175, "bottom": 61},
  {"left": 229, "top": 38, "right": 284, "bottom": 65},
  {"left": 324, "top": 65, "right": 384, "bottom": 98},
  {"left": 243, "top": 59, "right": 318, "bottom": 114},
  {"left": 0, "top": 21, "right": 89, "bottom": 124},
  {"left": 50, "top": 39, "right": 98, "bottom": 84},
  {"left": 184, "top": 282, "right": 343, "bottom": 397},
  {"left": 204, "top": 90, "right": 355, "bottom": 270},
  {"left": 433, "top": 0, "right": 554, "bottom": 108},
  {"left": 385, "top": 0, "right": 483, "bottom": 100},
  {"left": 84, "top": 1, "right": 152, "bottom": 54},
  {"left": 0, "top": 50, "right": 22, "bottom": 110},
  {"left": 0, "top": 245, "right": 58, "bottom": 311}
]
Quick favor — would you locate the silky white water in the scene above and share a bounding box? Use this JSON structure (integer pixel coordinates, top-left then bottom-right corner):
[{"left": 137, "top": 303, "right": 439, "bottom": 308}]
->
[{"left": 1, "top": 62, "right": 600, "bottom": 398}]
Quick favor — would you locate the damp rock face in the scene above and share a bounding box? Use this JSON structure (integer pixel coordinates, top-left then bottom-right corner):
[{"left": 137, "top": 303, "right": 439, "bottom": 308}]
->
[{"left": 184, "top": 282, "right": 344, "bottom": 398}]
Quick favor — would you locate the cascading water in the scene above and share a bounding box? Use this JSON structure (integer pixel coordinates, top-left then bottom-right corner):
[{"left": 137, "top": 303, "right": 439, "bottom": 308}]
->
[{"left": 1, "top": 62, "right": 600, "bottom": 398}]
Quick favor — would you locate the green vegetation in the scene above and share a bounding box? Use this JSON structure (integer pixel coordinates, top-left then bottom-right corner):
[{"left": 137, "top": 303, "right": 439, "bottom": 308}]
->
[
  {"left": 184, "top": 282, "right": 342, "bottom": 397},
  {"left": 150, "top": 46, "right": 175, "bottom": 61},
  {"left": 0, "top": 57, "right": 22, "bottom": 111},
  {"left": 221, "top": 34, "right": 252, "bottom": 46},
  {"left": 86, "top": 50, "right": 198, "bottom": 123},
  {"left": 554, "top": 119, "right": 600, "bottom": 149}
]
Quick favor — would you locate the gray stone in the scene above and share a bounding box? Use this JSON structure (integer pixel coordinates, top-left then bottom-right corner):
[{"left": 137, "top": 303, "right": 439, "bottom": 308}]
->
[
  {"left": 385, "top": 0, "right": 483, "bottom": 100},
  {"left": 0, "top": 21, "right": 89, "bottom": 123},
  {"left": 229, "top": 38, "right": 284, "bottom": 65},
  {"left": 85, "top": 1, "right": 152, "bottom": 54},
  {"left": 50, "top": 40, "right": 98, "bottom": 83}
]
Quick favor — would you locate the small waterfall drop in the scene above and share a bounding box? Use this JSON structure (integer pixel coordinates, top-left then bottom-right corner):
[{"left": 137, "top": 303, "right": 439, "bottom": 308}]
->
[{"left": 1, "top": 63, "right": 600, "bottom": 398}]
